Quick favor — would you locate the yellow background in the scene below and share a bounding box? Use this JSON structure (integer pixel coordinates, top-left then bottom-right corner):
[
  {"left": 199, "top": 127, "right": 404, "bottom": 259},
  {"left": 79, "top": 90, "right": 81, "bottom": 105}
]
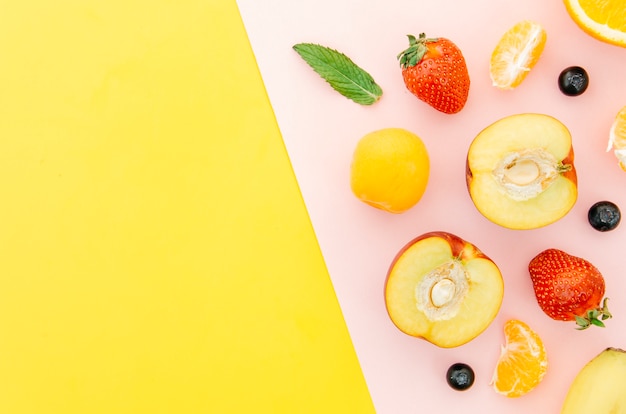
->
[{"left": 0, "top": 1, "right": 374, "bottom": 412}]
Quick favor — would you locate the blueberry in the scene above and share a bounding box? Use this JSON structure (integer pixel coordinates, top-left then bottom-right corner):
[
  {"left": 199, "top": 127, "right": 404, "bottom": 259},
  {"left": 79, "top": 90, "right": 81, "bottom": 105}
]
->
[
  {"left": 446, "top": 363, "right": 475, "bottom": 391},
  {"left": 558, "top": 66, "right": 589, "bottom": 96},
  {"left": 588, "top": 201, "right": 621, "bottom": 232}
]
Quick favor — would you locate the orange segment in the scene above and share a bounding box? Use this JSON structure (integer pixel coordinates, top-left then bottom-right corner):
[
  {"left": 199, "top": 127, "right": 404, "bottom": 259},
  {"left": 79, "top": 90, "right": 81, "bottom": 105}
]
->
[
  {"left": 489, "top": 21, "right": 547, "bottom": 89},
  {"left": 491, "top": 319, "right": 548, "bottom": 398},
  {"left": 607, "top": 106, "right": 626, "bottom": 171},
  {"left": 564, "top": 0, "right": 626, "bottom": 47}
]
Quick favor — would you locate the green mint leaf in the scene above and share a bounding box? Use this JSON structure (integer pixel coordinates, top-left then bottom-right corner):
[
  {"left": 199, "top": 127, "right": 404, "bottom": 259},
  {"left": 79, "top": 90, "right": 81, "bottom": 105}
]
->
[{"left": 293, "top": 43, "right": 382, "bottom": 105}]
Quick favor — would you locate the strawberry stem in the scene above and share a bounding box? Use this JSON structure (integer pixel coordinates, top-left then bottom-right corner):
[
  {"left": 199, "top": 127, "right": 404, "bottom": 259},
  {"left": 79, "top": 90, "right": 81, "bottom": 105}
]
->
[
  {"left": 575, "top": 298, "right": 612, "bottom": 330},
  {"left": 397, "top": 33, "right": 438, "bottom": 69}
]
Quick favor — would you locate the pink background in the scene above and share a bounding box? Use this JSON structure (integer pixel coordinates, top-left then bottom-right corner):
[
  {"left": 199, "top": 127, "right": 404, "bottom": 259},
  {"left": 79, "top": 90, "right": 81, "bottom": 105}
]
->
[{"left": 237, "top": 1, "right": 626, "bottom": 412}]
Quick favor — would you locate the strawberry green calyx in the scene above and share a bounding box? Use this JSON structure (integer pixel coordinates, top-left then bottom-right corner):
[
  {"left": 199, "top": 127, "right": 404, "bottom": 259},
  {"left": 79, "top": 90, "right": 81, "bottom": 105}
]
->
[
  {"left": 575, "top": 298, "right": 612, "bottom": 330},
  {"left": 397, "top": 33, "right": 439, "bottom": 69}
]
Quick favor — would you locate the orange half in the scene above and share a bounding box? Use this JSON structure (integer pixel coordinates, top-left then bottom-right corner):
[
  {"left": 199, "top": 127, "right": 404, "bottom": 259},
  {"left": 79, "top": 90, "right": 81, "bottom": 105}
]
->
[
  {"left": 489, "top": 21, "right": 547, "bottom": 89},
  {"left": 491, "top": 319, "right": 548, "bottom": 398},
  {"left": 564, "top": 0, "right": 626, "bottom": 47}
]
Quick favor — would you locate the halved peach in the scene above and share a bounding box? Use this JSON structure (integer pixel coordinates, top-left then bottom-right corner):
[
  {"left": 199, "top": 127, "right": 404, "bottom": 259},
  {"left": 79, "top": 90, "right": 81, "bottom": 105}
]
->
[
  {"left": 384, "top": 232, "right": 504, "bottom": 348},
  {"left": 466, "top": 113, "right": 578, "bottom": 230}
]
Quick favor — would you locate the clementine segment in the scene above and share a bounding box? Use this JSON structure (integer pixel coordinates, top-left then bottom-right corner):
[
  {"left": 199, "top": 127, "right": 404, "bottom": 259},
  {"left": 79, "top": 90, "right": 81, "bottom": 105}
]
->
[
  {"left": 489, "top": 21, "right": 547, "bottom": 89},
  {"left": 607, "top": 106, "right": 626, "bottom": 171},
  {"left": 491, "top": 319, "right": 548, "bottom": 398}
]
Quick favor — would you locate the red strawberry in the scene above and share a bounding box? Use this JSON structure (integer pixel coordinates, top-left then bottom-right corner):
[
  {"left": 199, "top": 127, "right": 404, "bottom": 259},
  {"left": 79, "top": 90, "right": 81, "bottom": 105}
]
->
[
  {"left": 397, "top": 33, "right": 470, "bottom": 114},
  {"left": 528, "top": 248, "right": 612, "bottom": 330}
]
